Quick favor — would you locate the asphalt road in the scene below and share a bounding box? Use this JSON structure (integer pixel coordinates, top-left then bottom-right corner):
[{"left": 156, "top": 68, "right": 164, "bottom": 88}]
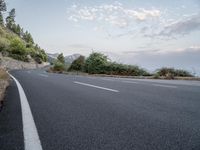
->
[{"left": 1, "top": 69, "right": 200, "bottom": 150}]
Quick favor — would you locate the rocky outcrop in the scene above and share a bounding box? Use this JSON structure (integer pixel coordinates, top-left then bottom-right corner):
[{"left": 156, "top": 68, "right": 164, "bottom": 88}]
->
[{"left": 0, "top": 53, "right": 49, "bottom": 70}]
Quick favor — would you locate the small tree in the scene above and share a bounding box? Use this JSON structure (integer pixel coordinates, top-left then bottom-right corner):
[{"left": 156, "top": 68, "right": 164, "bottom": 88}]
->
[
  {"left": 68, "top": 55, "right": 85, "bottom": 71},
  {"left": 57, "top": 53, "right": 65, "bottom": 64},
  {"left": 6, "top": 8, "right": 15, "bottom": 30},
  {"left": 10, "top": 37, "right": 26, "bottom": 55},
  {"left": 0, "top": 0, "right": 7, "bottom": 25},
  {"left": 15, "top": 24, "right": 21, "bottom": 36},
  {"left": 23, "top": 31, "right": 34, "bottom": 44},
  {"left": 0, "top": 12, "right": 3, "bottom": 25},
  {"left": 85, "top": 52, "right": 108, "bottom": 74},
  {"left": 0, "top": 0, "right": 7, "bottom": 12},
  {"left": 51, "top": 53, "right": 65, "bottom": 72},
  {"left": 53, "top": 61, "right": 65, "bottom": 72}
]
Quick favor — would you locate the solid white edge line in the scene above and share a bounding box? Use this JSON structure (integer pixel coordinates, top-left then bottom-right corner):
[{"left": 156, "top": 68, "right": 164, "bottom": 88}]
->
[
  {"left": 74, "top": 81, "right": 119, "bottom": 93},
  {"left": 38, "top": 74, "right": 48, "bottom": 77},
  {"left": 122, "top": 81, "right": 139, "bottom": 84},
  {"left": 101, "top": 78, "right": 115, "bottom": 81},
  {"left": 152, "top": 84, "right": 177, "bottom": 88},
  {"left": 8, "top": 73, "right": 43, "bottom": 150}
]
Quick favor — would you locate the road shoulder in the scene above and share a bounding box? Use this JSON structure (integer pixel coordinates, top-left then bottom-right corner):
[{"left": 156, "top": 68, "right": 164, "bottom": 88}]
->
[{"left": 0, "top": 81, "right": 24, "bottom": 150}]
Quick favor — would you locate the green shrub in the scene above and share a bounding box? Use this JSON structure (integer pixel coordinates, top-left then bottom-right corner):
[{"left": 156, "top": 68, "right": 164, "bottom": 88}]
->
[
  {"left": 53, "top": 61, "right": 65, "bottom": 72},
  {"left": 9, "top": 54, "right": 29, "bottom": 62},
  {"left": 10, "top": 37, "right": 26, "bottom": 55},
  {"left": 156, "top": 67, "right": 193, "bottom": 77},
  {"left": 57, "top": 53, "right": 65, "bottom": 64},
  {"left": 153, "top": 73, "right": 160, "bottom": 79},
  {"left": 84, "top": 52, "right": 150, "bottom": 76},
  {"left": 68, "top": 55, "right": 85, "bottom": 71},
  {"left": 0, "top": 37, "right": 10, "bottom": 52},
  {"left": 34, "top": 56, "right": 43, "bottom": 64},
  {"left": 85, "top": 52, "right": 108, "bottom": 74}
]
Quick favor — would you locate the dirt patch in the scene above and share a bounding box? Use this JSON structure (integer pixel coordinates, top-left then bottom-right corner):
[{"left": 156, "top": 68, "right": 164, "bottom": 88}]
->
[{"left": 0, "top": 68, "right": 10, "bottom": 111}]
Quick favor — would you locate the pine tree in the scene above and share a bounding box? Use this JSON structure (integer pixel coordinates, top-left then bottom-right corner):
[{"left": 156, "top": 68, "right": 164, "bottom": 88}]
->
[
  {"left": 57, "top": 53, "right": 65, "bottom": 64},
  {"left": 69, "top": 56, "right": 85, "bottom": 71},
  {"left": 0, "top": 0, "right": 7, "bottom": 25},
  {"left": 23, "top": 31, "right": 34, "bottom": 44},
  {"left": 15, "top": 24, "right": 21, "bottom": 36},
  {"left": 6, "top": 8, "right": 15, "bottom": 30},
  {"left": 0, "top": 12, "right": 3, "bottom": 25}
]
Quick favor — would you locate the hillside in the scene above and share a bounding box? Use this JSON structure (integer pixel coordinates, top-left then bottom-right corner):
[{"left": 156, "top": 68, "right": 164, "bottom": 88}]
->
[
  {"left": 0, "top": 2, "right": 47, "bottom": 64},
  {"left": 0, "top": 26, "right": 47, "bottom": 64}
]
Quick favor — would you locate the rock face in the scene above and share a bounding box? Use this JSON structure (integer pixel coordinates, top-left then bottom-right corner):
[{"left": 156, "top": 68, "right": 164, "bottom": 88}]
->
[{"left": 0, "top": 53, "right": 49, "bottom": 70}]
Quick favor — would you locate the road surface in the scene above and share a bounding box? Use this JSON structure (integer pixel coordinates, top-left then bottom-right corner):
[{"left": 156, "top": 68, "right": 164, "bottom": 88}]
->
[{"left": 1, "top": 69, "right": 200, "bottom": 150}]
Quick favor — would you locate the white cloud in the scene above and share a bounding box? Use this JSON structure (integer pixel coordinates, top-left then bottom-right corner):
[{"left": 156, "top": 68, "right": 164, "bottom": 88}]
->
[
  {"left": 124, "top": 9, "right": 160, "bottom": 21},
  {"left": 67, "top": 2, "right": 200, "bottom": 40},
  {"left": 67, "top": 2, "right": 161, "bottom": 28},
  {"left": 138, "top": 13, "right": 200, "bottom": 40},
  {"left": 158, "top": 13, "right": 200, "bottom": 37}
]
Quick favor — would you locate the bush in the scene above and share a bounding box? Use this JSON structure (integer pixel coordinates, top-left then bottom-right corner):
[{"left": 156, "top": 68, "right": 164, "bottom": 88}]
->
[
  {"left": 9, "top": 54, "right": 29, "bottom": 62},
  {"left": 34, "top": 56, "right": 43, "bottom": 64},
  {"left": 83, "top": 52, "right": 150, "bottom": 76},
  {"left": 153, "top": 73, "right": 160, "bottom": 79},
  {"left": 85, "top": 52, "right": 108, "bottom": 74},
  {"left": 34, "top": 52, "right": 47, "bottom": 63},
  {"left": 10, "top": 37, "right": 26, "bottom": 55},
  {"left": 156, "top": 67, "right": 193, "bottom": 78},
  {"left": 57, "top": 53, "right": 65, "bottom": 64},
  {"left": 105, "top": 63, "right": 150, "bottom": 76},
  {"left": 0, "top": 37, "right": 10, "bottom": 52},
  {"left": 53, "top": 61, "right": 65, "bottom": 72},
  {"left": 68, "top": 55, "right": 85, "bottom": 71}
]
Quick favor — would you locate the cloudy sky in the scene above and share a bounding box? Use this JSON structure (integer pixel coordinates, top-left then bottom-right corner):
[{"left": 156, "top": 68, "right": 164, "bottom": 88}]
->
[{"left": 6, "top": 0, "right": 200, "bottom": 75}]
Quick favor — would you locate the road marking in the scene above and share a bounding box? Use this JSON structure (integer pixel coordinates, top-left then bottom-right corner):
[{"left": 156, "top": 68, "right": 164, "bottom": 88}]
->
[
  {"left": 38, "top": 74, "right": 48, "bottom": 77},
  {"left": 9, "top": 73, "right": 43, "bottom": 150},
  {"left": 152, "top": 84, "right": 177, "bottom": 88},
  {"left": 101, "top": 78, "right": 115, "bottom": 81},
  {"left": 74, "top": 81, "right": 119, "bottom": 93},
  {"left": 122, "top": 81, "right": 139, "bottom": 84}
]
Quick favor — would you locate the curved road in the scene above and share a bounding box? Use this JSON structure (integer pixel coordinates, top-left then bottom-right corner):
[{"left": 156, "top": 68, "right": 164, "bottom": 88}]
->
[{"left": 1, "top": 69, "right": 200, "bottom": 150}]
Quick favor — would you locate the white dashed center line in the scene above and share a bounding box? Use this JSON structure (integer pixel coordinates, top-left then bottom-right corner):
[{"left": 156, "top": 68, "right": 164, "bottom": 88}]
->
[
  {"left": 38, "top": 74, "right": 48, "bottom": 77},
  {"left": 74, "top": 81, "right": 119, "bottom": 93},
  {"left": 152, "top": 84, "right": 177, "bottom": 88}
]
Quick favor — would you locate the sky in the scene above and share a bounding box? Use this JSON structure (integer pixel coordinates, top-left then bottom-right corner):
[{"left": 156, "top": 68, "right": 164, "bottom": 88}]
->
[{"left": 5, "top": 0, "right": 200, "bottom": 75}]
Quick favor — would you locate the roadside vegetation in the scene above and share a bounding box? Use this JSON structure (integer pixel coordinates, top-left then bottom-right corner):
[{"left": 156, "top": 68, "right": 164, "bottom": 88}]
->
[
  {"left": 154, "top": 67, "right": 193, "bottom": 79},
  {"left": 49, "top": 53, "right": 66, "bottom": 73},
  {"left": 84, "top": 53, "right": 150, "bottom": 76},
  {"left": 50, "top": 52, "right": 193, "bottom": 79},
  {"left": 0, "top": 0, "right": 47, "bottom": 63}
]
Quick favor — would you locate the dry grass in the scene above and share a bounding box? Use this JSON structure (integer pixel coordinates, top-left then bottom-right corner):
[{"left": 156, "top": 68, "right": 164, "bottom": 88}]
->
[
  {"left": 0, "top": 68, "right": 10, "bottom": 110},
  {"left": 0, "top": 68, "right": 9, "bottom": 80}
]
